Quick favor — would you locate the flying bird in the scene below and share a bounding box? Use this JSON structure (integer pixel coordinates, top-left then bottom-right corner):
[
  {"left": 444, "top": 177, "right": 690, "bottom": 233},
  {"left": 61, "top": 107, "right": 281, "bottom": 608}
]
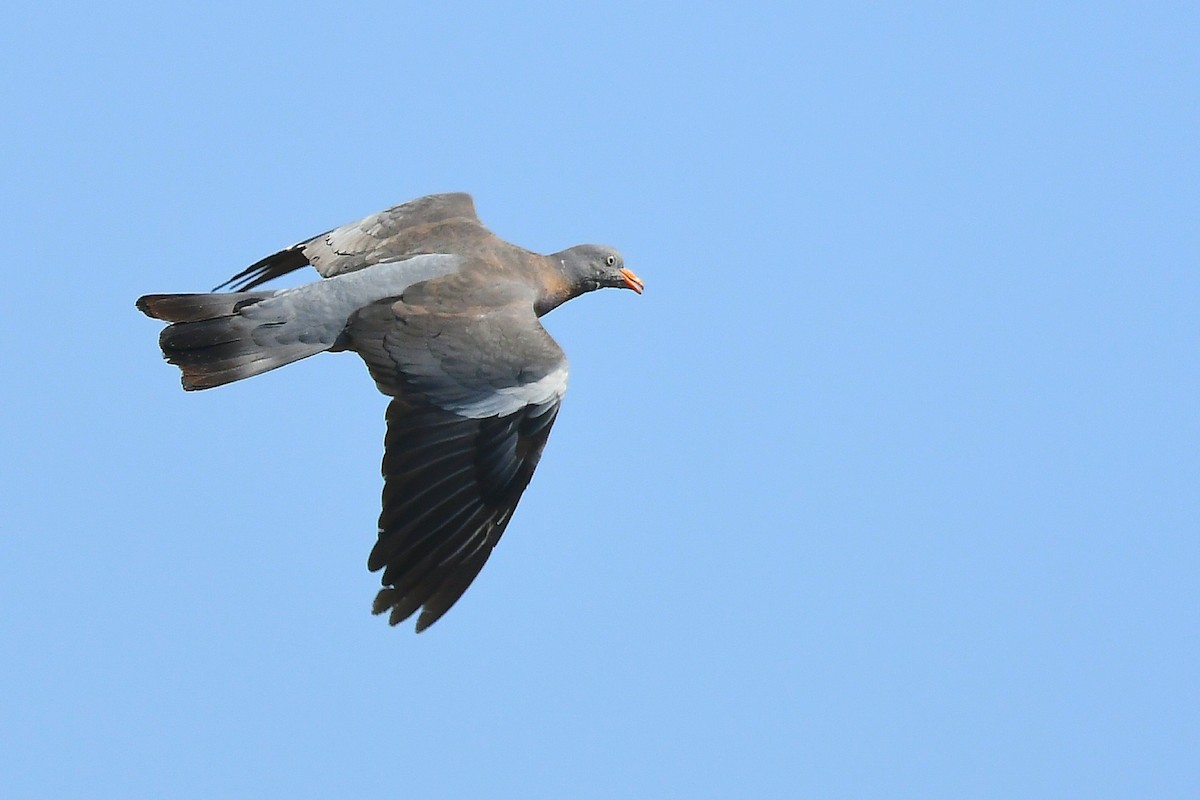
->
[{"left": 136, "top": 193, "right": 643, "bottom": 631}]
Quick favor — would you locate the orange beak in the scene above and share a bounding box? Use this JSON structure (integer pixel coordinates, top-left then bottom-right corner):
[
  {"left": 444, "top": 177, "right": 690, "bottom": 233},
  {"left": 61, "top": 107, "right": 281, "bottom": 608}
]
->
[{"left": 619, "top": 267, "right": 645, "bottom": 294}]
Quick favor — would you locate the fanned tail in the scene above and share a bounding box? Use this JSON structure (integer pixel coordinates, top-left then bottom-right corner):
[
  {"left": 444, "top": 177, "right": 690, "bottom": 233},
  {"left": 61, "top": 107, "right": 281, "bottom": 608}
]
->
[{"left": 136, "top": 291, "right": 330, "bottom": 390}]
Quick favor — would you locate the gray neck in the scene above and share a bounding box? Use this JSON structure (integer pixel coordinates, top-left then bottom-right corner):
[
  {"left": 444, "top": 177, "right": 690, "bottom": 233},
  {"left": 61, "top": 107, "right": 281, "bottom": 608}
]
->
[
  {"left": 553, "top": 246, "right": 593, "bottom": 287},
  {"left": 533, "top": 249, "right": 583, "bottom": 317}
]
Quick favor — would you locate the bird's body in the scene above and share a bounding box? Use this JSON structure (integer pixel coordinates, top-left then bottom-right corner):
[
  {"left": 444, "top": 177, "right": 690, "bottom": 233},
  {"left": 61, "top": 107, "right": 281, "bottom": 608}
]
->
[{"left": 137, "top": 193, "right": 641, "bottom": 631}]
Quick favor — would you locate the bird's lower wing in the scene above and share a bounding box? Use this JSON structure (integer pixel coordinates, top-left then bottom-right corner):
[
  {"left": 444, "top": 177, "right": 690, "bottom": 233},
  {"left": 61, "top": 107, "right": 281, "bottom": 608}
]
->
[{"left": 345, "top": 292, "right": 569, "bottom": 631}]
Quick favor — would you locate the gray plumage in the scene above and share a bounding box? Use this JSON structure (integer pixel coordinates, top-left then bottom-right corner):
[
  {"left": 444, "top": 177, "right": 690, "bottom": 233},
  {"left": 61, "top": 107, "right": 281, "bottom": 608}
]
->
[{"left": 137, "top": 193, "right": 643, "bottom": 632}]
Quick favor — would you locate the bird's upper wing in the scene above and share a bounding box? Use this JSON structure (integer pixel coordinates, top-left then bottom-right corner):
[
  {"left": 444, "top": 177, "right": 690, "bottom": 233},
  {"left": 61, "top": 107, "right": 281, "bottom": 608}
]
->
[
  {"left": 344, "top": 288, "right": 568, "bottom": 631},
  {"left": 215, "top": 193, "right": 483, "bottom": 291}
]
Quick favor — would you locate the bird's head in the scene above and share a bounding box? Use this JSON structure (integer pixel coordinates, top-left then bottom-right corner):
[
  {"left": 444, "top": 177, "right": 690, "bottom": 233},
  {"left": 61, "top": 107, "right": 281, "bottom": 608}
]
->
[{"left": 557, "top": 244, "right": 644, "bottom": 296}]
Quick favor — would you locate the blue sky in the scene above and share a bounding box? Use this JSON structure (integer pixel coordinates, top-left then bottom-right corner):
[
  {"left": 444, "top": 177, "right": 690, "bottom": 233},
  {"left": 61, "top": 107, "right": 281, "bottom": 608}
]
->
[{"left": 1, "top": 2, "right": 1196, "bottom": 797}]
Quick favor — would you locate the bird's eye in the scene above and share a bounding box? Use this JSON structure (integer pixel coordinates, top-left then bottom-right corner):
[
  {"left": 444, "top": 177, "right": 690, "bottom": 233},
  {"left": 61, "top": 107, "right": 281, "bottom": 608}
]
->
[{"left": 605, "top": 255, "right": 616, "bottom": 266}]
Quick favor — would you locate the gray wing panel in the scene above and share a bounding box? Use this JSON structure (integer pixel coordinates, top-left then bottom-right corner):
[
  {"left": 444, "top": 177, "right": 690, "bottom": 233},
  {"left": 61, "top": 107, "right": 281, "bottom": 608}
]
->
[{"left": 236, "top": 254, "right": 464, "bottom": 349}]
